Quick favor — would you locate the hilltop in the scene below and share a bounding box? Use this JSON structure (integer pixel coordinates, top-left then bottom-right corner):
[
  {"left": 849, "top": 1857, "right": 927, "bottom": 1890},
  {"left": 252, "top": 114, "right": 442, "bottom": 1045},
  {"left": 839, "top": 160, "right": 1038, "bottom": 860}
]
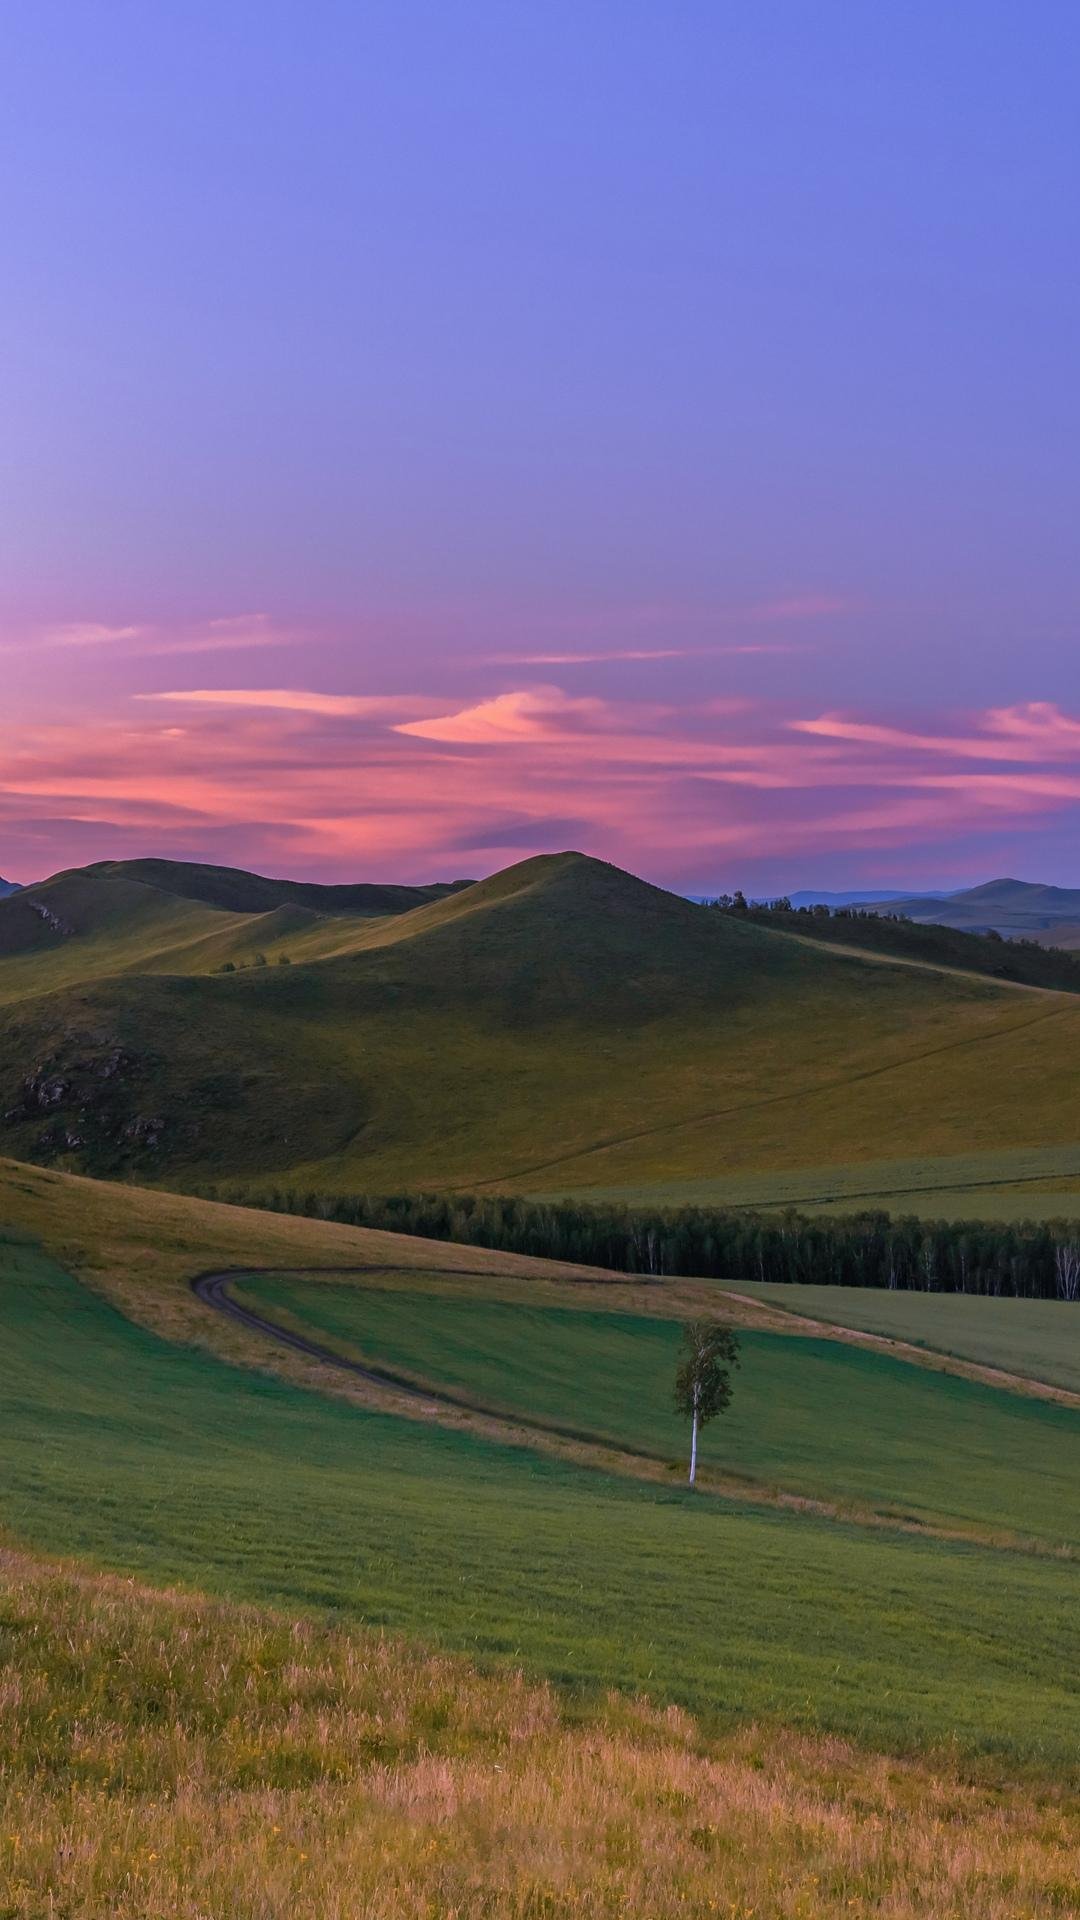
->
[
  {"left": 0, "top": 848, "right": 1078, "bottom": 1199},
  {"left": 0, "top": 875, "right": 18, "bottom": 898},
  {"left": 82, "top": 856, "right": 471, "bottom": 916}
]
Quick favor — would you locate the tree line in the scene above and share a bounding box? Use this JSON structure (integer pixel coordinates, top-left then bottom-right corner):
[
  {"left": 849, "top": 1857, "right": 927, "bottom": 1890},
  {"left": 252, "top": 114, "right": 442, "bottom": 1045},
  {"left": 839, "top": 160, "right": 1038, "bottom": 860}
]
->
[
  {"left": 700, "top": 894, "right": 1080, "bottom": 994},
  {"left": 205, "top": 1185, "right": 1080, "bottom": 1300}
]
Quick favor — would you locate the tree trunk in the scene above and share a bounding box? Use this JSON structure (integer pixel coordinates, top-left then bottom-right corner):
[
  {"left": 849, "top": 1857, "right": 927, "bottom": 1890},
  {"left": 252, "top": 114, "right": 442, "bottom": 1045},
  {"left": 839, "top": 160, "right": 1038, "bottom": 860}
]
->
[{"left": 689, "top": 1393, "right": 699, "bottom": 1487}]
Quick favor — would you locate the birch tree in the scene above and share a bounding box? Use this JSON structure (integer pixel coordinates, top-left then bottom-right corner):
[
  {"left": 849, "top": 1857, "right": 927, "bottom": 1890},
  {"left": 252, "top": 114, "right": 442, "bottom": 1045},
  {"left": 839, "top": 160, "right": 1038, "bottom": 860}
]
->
[
  {"left": 673, "top": 1320, "right": 740, "bottom": 1488},
  {"left": 1055, "top": 1241, "right": 1080, "bottom": 1301}
]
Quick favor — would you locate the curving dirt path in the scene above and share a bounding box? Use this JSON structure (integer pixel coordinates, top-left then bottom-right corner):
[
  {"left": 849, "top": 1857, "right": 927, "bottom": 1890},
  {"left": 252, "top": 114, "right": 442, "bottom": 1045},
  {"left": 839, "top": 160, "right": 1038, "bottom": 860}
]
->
[
  {"left": 192, "top": 1265, "right": 1078, "bottom": 1560},
  {"left": 193, "top": 1265, "right": 661, "bottom": 1453}
]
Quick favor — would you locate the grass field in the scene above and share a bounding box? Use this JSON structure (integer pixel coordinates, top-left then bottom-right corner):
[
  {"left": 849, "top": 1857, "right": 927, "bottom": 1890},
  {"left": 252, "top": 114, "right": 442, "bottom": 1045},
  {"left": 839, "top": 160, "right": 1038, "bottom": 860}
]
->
[
  {"left": 5, "top": 1161, "right": 1080, "bottom": 1909},
  {"left": 238, "top": 1274, "right": 1080, "bottom": 1549},
  {"left": 9, "top": 1548, "right": 1080, "bottom": 1920},
  {"left": 558, "top": 1143, "right": 1080, "bottom": 1221},
  {"left": 1, "top": 1190, "right": 1080, "bottom": 1767},
  {"left": 731, "top": 1282, "right": 1080, "bottom": 1393}
]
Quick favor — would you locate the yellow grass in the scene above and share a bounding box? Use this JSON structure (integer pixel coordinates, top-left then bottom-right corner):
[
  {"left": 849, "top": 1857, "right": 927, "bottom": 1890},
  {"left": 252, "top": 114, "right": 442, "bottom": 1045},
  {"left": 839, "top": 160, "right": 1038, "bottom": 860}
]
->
[{"left": 4, "top": 1541, "right": 1080, "bottom": 1920}]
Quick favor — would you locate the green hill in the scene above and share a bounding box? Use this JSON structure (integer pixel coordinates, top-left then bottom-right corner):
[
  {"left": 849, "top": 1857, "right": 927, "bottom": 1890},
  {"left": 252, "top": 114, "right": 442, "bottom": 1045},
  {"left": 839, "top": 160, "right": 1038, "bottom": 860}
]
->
[
  {"left": 0, "top": 860, "right": 468, "bottom": 1002},
  {"left": 733, "top": 897, "right": 1080, "bottom": 991},
  {"left": 83, "top": 855, "right": 469, "bottom": 916},
  {"left": 0, "top": 850, "right": 1078, "bottom": 1199}
]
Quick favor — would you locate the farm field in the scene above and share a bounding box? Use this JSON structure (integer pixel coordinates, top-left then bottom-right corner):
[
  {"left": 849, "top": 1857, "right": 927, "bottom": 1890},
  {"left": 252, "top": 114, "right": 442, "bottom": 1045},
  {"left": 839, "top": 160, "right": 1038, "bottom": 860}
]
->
[
  {"left": 732, "top": 1282, "right": 1080, "bottom": 1394},
  {"left": 559, "top": 1143, "right": 1080, "bottom": 1221},
  {"left": 238, "top": 1272, "right": 1080, "bottom": 1548}
]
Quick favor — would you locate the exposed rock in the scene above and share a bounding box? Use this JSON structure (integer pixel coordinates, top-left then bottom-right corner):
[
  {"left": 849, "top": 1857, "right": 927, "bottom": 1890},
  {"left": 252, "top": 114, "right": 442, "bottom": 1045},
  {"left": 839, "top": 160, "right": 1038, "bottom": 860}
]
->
[{"left": 27, "top": 899, "right": 72, "bottom": 937}]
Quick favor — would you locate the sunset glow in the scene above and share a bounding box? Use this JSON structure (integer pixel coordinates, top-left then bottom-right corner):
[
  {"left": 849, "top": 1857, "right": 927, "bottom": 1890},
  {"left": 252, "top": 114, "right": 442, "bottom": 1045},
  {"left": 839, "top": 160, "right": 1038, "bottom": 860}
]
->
[{"left": 2, "top": 6, "right": 1078, "bottom": 891}]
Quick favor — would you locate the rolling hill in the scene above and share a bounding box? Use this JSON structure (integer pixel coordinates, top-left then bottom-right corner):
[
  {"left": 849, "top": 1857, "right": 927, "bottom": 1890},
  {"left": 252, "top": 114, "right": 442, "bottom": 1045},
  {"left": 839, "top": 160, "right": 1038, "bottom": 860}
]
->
[
  {"left": 1, "top": 849, "right": 1079, "bottom": 1201},
  {"left": 865, "top": 877, "right": 1080, "bottom": 945},
  {"left": 0, "top": 875, "right": 18, "bottom": 897},
  {"left": 4, "top": 1157, "right": 1080, "bottom": 1912}
]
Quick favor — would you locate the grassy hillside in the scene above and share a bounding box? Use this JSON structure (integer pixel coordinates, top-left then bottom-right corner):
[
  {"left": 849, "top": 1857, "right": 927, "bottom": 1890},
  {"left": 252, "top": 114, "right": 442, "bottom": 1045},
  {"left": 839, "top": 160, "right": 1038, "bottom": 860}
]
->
[
  {"left": 733, "top": 898, "right": 1080, "bottom": 991},
  {"left": 0, "top": 860, "right": 465, "bottom": 1003},
  {"left": 6, "top": 1158, "right": 1080, "bottom": 1910},
  {"left": 564, "top": 1144, "right": 1080, "bottom": 1221},
  {"left": 1, "top": 1163, "right": 1080, "bottom": 1769},
  {"left": 2, "top": 851, "right": 1080, "bottom": 1199},
  {"left": 237, "top": 1272, "right": 1080, "bottom": 1548},
  {"left": 84, "top": 855, "right": 469, "bottom": 915},
  {"left": 10, "top": 1549, "right": 1077, "bottom": 1920},
  {"left": 732, "top": 1282, "right": 1080, "bottom": 1393}
]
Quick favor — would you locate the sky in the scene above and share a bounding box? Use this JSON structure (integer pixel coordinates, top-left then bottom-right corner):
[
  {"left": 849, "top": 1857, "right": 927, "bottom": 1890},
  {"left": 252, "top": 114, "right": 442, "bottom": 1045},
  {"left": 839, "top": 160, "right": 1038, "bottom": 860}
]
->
[{"left": 2, "top": 1, "right": 1079, "bottom": 892}]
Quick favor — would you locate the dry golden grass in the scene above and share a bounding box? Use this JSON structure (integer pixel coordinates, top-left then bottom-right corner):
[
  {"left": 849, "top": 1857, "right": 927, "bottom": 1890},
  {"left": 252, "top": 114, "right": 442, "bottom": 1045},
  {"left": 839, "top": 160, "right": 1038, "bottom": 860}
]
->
[{"left": 4, "top": 1541, "right": 1080, "bottom": 1920}]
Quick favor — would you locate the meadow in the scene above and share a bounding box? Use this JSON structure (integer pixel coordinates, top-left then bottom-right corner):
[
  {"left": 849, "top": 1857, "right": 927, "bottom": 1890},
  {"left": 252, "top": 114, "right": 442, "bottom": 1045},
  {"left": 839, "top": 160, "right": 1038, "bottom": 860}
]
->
[
  {"left": 239, "top": 1272, "right": 1080, "bottom": 1548},
  {"left": 733, "top": 1281, "right": 1080, "bottom": 1393},
  {"left": 560, "top": 1143, "right": 1080, "bottom": 1221},
  {"left": 8, "top": 1544, "right": 1080, "bottom": 1920},
  {"left": 0, "top": 1220, "right": 1079, "bottom": 1768},
  {"left": 5, "top": 1160, "right": 1080, "bottom": 1911}
]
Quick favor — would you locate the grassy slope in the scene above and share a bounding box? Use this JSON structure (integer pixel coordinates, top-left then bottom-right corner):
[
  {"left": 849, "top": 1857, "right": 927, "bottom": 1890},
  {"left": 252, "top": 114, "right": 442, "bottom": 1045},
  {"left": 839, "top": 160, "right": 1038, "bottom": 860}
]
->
[
  {"left": 83, "top": 854, "right": 467, "bottom": 914},
  {"left": 738, "top": 901, "right": 1080, "bottom": 991},
  {"left": 237, "top": 1274, "right": 1080, "bottom": 1548},
  {"left": 1, "top": 1161, "right": 1079, "bottom": 1767},
  {"left": 731, "top": 1282, "right": 1080, "bottom": 1393},
  {"left": 3, "top": 853, "right": 1080, "bottom": 1198},
  {"left": 0, "top": 865, "right": 443, "bottom": 1003},
  {"left": 9, "top": 1550, "right": 1077, "bottom": 1920},
  {"left": 562, "top": 1144, "right": 1080, "bottom": 1220}
]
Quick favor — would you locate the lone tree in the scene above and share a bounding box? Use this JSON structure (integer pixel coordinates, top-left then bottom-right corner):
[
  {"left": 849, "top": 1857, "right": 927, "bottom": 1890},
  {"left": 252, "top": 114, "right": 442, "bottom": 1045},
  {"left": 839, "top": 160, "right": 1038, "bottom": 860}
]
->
[{"left": 674, "top": 1319, "right": 740, "bottom": 1487}]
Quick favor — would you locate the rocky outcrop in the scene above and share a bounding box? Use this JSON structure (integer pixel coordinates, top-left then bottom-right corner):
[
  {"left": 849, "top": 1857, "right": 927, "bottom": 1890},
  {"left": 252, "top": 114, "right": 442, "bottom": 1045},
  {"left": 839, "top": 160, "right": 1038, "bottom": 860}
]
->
[{"left": 27, "top": 899, "right": 71, "bottom": 936}]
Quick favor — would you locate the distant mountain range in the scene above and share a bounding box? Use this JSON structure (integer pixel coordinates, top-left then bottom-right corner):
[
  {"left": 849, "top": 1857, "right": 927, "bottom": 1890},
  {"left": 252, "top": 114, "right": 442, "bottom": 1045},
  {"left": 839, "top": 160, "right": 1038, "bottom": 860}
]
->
[
  {"left": 0, "top": 877, "right": 19, "bottom": 898},
  {"left": 786, "top": 888, "right": 951, "bottom": 908},
  {"left": 859, "top": 879, "right": 1080, "bottom": 947},
  {"left": 737, "top": 879, "right": 1080, "bottom": 946}
]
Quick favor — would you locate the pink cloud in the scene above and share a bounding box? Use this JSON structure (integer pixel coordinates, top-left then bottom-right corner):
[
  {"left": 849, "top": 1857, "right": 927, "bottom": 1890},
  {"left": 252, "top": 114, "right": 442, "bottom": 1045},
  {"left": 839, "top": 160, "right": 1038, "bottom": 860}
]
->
[
  {"left": 0, "top": 612, "right": 293, "bottom": 660},
  {"left": 395, "top": 687, "right": 613, "bottom": 743},
  {"left": 2, "top": 682, "right": 1080, "bottom": 888},
  {"left": 792, "top": 702, "right": 1080, "bottom": 762},
  {"left": 137, "top": 688, "right": 434, "bottom": 719}
]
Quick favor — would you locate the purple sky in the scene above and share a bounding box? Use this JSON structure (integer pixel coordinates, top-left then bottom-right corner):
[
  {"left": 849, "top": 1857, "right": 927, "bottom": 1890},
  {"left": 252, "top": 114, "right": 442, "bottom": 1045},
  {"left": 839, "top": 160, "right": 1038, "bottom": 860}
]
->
[{"left": 2, "top": 2, "right": 1079, "bottom": 890}]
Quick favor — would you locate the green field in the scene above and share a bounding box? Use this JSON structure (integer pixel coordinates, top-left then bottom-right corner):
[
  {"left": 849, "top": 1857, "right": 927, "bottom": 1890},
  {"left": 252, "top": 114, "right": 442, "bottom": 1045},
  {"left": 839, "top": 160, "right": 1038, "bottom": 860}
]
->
[
  {"left": 3, "top": 1226, "right": 1080, "bottom": 1768},
  {"left": 732, "top": 1281, "right": 1080, "bottom": 1392},
  {"left": 240, "top": 1273, "right": 1080, "bottom": 1547},
  {"left": 558, "top": 1143, "right": 1080, "bottom": 1221}
]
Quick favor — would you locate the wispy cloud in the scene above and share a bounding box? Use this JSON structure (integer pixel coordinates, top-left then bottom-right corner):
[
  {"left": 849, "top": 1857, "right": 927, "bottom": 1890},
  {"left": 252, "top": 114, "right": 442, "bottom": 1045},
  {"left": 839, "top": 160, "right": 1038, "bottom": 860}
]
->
[
  {"left": 137, "top": 687, "right": 433, "bottom": 719},
  {"left": 0, "top": 621, "right": 145, "bottom": 654},
  {"left": 49, "top": 622, "right": 145, "bottom": 648},
  {"left": 3, "top": 683, "right": 1080, "bottom": 887},
  {"left": 395, "top": 688, "right": 613, "bottom": 743},
  {"left": 792, "top": 702, "right": 1080, "bottom": 762},
  {"left": 0, "top": 612, "right": 293, "bottom": 659},
  {"left": 485, "top": 644, "right": 796, "bottom": 666}
]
